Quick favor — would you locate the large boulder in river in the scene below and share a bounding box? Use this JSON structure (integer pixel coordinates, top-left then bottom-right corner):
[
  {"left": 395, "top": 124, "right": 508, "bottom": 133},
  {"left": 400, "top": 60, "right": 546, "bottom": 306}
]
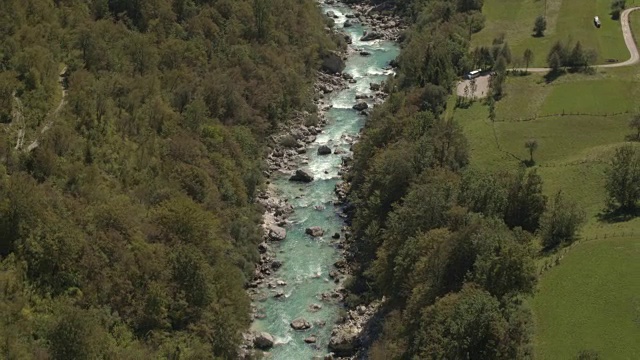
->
[
  {"left": 360, "top": 31, "right": 382, "bottom": 41},
  {"left": 326, "top": 10, "right": 337, "bottom": 18},
  {"left": 267, "top": 225, "right": 286, "bottom": 241},
  {"left": 305, "top": 226, "right": 325, "bottom": 237},
  {"left": 321, "top": 52, "right": 346, "bottom": 74},
  {"left": 352, "top": 102, "right": 368, "bottom": 111},
  {"left": 317, "top": 145, "right": 332, "bottom": 155},
  {"left": 304, "top": 336, "right": 317, "bottom": 344},
  {"left": 254, "top": 332, "right": 275, "bottom": 349},
  {"left": 291, "top": 318, "right": 312, "bottom": 330},
  {"left": 328, "top": 326, "right": 360, "bottom": 357},
  {"left": 289, "top": 169, "right": 314, "bottom": 182}
]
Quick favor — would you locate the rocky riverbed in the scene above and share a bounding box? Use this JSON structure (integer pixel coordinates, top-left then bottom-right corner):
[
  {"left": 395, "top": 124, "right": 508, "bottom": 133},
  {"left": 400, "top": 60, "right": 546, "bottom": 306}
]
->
[{"left": 241, "top": 1, "right": 402, "bottom": 358}]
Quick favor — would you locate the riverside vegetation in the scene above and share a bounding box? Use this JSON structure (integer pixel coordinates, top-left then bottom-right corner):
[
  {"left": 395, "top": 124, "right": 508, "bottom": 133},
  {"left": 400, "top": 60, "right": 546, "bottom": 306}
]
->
[
  {"left": 0, "top": 0, "right": 346, "bottom": 358},
  {"left": 342, "top": 0, "right": 596, "bottom": 358},
  {"left": 453, "top": 0, "right": 640, "bottom": 356}
]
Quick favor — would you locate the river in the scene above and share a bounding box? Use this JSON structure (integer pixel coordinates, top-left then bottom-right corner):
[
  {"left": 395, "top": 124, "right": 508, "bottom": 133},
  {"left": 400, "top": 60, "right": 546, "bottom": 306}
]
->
[{"left": 251, "top": 2, "right": 399, "bottom": 358}]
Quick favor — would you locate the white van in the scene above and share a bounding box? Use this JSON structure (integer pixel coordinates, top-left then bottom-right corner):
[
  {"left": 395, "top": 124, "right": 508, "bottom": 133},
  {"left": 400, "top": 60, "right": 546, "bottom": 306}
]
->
[{"left": 466, "top": 69, "right": 481, "bottom": 79}]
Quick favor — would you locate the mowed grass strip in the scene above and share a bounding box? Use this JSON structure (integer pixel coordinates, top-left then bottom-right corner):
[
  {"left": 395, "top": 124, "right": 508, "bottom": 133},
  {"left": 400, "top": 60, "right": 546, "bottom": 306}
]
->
[
  {"left": 472, "top": 0, "right": 631, "bottom": 67},
  {"left": 456, "top": 71, "right": 637, "bottom": 168},
  {"left": 540, "top": 79, "right": 638, "bottom": 114},
  {"left": 455, "top": 69, "right": 640, "bottom": 232},
  {"left": 493, "top": 114, "right": 630, "bottom": 163},
  {"left": 532, "top": 236, "right": 640, "bottom": 359}
]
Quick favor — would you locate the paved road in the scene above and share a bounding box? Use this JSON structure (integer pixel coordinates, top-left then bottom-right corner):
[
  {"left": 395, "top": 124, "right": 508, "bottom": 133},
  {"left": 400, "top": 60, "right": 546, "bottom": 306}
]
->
[
  {"left": 458, "top": 7, "right": 640, "bottom": 96},
  {"left": 520, "top": 7, "right": 640, "bottom": 72}
]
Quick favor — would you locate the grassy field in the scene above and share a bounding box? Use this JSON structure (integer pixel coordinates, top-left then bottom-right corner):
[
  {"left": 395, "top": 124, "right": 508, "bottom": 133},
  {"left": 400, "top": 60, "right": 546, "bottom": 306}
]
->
[
  {"left": 453, "top": 62, "right": 640, "bottom": 357},
  {"left": 455, "top": 69, "right": 640, "bottom": 232},
  {"left": 461, "top": 5, "right": 640, "bottom": 357},
  {"left": 531, "top": 236, "right": 640, "bottom": 359},
  {"left": 472, "top": 0, "right": 637, "bottom": 67}
]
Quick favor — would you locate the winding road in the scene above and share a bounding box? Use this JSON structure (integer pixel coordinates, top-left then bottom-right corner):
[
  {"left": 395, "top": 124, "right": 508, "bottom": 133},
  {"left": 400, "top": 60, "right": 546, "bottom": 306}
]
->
[
  {"left": 523, "top": 7, "right": 640, "bottom": 72},
  {"left": 458, "top": 7, "right": 639, "bottom": 97}
]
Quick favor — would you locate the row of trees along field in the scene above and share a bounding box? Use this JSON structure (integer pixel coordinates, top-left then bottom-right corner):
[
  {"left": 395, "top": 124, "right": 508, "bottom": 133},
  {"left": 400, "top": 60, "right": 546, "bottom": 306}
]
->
[
  {"left": 344, "top": 0, "right": 587, "bottom": 358},
  {"left": 0, "top": 0, "right": 342, "bottom": 358}
]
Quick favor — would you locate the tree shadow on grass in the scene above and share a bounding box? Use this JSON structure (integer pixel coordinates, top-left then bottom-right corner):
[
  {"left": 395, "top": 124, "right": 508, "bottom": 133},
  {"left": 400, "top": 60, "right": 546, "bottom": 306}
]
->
[
  {"left": 597, "top": 207, "right": 640, "bottom": 224},
  {"left": 544, "top": 67, "right": 596, "bottom": 84},
  {"left": 543, "top": 69, "right": 564, "bottom": 84},
  {"left": 625, "top": 134, "right": 640, "bottom": 142},
  {"left": 509, "top": 70, "right": 532, "bottom": 77},
  {"left": 521, "top": 159, "right": 536, "bottom": 167}
]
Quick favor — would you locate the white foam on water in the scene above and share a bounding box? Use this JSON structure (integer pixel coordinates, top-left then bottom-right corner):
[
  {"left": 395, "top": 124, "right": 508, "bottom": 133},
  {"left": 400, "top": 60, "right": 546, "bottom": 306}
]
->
[
  {"left": 331, "top": 98, "right": 354, "bottom": 109},
  {"left": 366, "top": 66, "right": 387, "bottom": 76},
  {"left": 292, "top": 213, "right": 309, "bottom": 224},
  {"left": 309, "top": 162, "right": 335, "bottom": 179},
  {"left": 349, "top": 68, "right": 362, "bottom": 79},
  {"left": 313, "top": 131, "right": 333, "bottom": 144},
  {"left": 274, "top": 334, "right": 293, "bottom": 345},
  {"left": 352, "top": 38, "right": 383, "bottom": 48}
]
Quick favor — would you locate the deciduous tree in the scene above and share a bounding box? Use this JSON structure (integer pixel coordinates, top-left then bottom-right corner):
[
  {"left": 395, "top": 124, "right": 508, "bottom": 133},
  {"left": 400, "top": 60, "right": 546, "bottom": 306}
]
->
[
  {"left": 605, "top": 145, "right": 640, "bottom": 211},
  {"left": 533, "top": 15, "right": 547, "bottom": 37},
  {"left": 523, "top": 48, "right": 534, "bottom": 73},
  {"left": 610, "top": 0, "right": 626, "bottom": 20},
  {"left": 539, "top": 190, "right": 586, "bottom": 249},
  {"left": 525, "top": 138, "right": 538, "bottom": 164},
  {"left": 504, "top": 168, "right": 547, "bottom": 232}
]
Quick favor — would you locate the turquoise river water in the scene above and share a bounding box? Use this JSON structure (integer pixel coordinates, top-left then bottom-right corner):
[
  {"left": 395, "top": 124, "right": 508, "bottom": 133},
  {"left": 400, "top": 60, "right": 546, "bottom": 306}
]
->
[{"left": 251, "top": 2, "right": 399, "bottom": 358}]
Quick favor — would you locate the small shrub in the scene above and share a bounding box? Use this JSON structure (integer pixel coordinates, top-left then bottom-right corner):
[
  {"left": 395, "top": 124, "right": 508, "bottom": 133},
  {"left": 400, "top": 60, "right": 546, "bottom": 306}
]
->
[
  {"left": 610, "top": 0, "right": 626, "bottom": 20},
  {"left": 279, "top": 134, "right": 298, "bottom": 148},
  {"left": 303, "top": 113, "right": 320, "bottom": 127},
  {"left": 576, "top": 349, "right": 601, "bottom": 360}
]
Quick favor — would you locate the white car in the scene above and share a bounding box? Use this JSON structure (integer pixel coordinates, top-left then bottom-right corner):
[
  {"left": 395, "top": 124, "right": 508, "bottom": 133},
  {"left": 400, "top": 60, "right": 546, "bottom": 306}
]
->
[{"left": 594, "top": 16, "right": 601, "bottom": 28}]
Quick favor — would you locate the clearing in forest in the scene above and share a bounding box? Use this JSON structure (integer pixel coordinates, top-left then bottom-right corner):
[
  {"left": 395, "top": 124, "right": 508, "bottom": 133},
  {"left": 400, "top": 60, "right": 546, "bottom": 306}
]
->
[
  {"left": 472, "top": 0, "right": 633, "bottom": 67},
  {"left": 453, "top": 55, "right": 640, "bottom": 357}
]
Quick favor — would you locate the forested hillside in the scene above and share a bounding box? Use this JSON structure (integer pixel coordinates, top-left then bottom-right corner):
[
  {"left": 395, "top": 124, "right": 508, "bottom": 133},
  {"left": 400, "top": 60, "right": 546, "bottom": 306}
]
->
[
  {"left": 0, "top": 0, "right": 339, "bottom": 358},
  {"left": 345, "top": 0, "right": 584, "bottom": 358}
]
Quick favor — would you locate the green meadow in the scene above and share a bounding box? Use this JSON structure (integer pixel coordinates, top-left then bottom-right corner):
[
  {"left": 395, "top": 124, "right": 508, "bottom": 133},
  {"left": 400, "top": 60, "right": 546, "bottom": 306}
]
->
[
  {"left": 455, "top": 23, "right": 640, "bottom": 355},
  {"left": 472, "top": 0, "right": 639, "bottom": 67},
  {"left": 532, "top": 236, "right": 640, "bottom": 359}
]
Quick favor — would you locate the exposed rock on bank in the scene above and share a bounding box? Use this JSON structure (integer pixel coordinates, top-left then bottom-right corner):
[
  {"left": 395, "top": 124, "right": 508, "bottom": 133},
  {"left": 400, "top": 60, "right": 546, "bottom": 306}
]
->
[
  {"left": 267, "top": 224, "right": 286, "bottom": 241},
  {"left": 253, "top": 332, "right": 275, "bottom": 350},
  {"left": 321, "top": 51, "right": 346, "bottom": 74},
  {"left": 328, "top": 299, "right": 384, "bottom": 357}
]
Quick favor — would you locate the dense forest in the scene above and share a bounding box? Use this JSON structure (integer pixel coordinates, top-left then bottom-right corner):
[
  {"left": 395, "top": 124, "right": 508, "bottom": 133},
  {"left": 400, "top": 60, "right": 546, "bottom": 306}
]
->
[
  {"left": 0, "top": 0, "right": 341, "bottom": 358},
  {"left": 345, "top": 0, "right": 585, "bottom": 358}
]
